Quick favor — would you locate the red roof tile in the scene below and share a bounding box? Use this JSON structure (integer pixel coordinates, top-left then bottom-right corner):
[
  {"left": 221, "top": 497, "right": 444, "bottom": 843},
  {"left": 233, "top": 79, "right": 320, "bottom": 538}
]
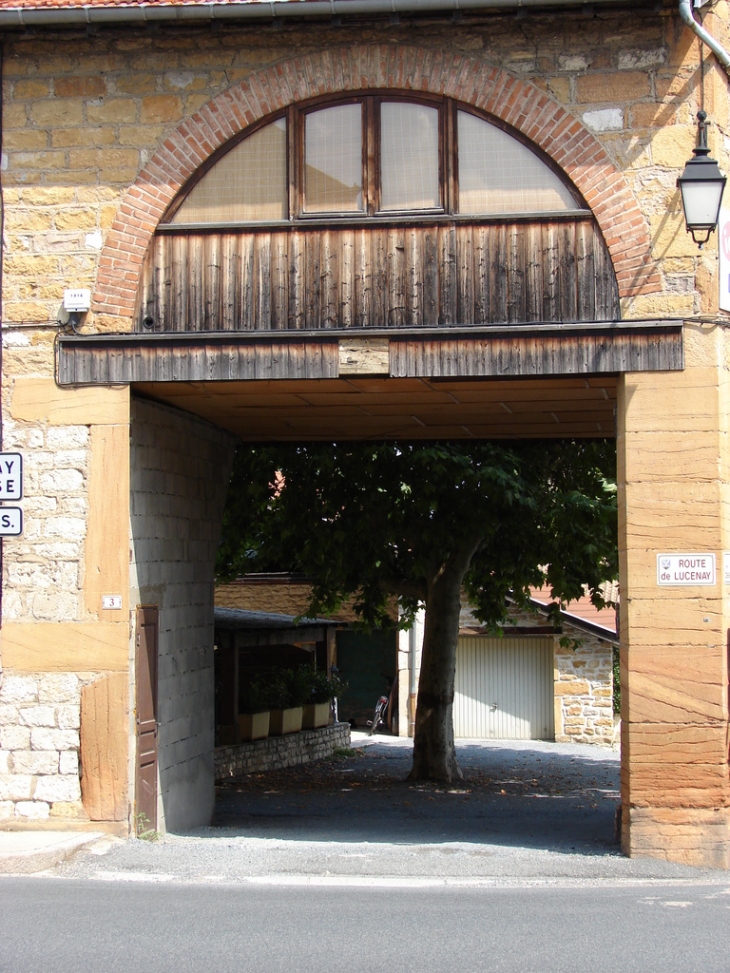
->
[{"left": 529, "top": 585, "right": 618, "bottom": 634}]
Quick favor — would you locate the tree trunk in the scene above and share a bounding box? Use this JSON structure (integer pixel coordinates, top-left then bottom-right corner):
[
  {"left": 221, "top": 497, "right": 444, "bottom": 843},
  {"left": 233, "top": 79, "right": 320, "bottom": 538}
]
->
[{"left": 408, "top": 542, "right": 480, "bottom": 782}]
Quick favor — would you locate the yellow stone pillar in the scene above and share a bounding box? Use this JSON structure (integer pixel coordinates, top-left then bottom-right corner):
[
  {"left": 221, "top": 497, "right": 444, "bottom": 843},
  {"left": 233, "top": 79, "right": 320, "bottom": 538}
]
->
[{"left": 618, "top": 323, "right": 730, "bottom": 868}]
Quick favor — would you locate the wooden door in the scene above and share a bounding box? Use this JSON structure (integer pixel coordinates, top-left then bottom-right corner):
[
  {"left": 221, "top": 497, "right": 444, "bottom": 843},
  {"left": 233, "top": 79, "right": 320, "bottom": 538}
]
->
[{"left": 135, "top": 605, "right": 159, "bottom": 833}]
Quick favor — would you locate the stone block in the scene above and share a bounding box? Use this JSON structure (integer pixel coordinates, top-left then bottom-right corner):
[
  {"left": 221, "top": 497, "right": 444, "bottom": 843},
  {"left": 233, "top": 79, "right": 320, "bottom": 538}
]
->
[
  {"left": 617, "top": 47, "right": 666, "bottom": 70},
  {"left": 15, "top": 801, "right": 50, "bottom": 820},
  {"left": 49, "top": 800, "right": 86, "bottom": 818},
  {"left": 86, "top": 99, "right": 138, "bottom": 125},
  {"left": 55, "top": 76, "right": 106, "bottom": 98},
  {"left": 12, "top": 751, "right": 59, "bottom": 775},
  {"left": 623, "top": 806, "right": 730, "bottom": 870},
  {"left": 59, "top": 751, "right": 79, "bottom": 775},
  {"left": 0, "top": 774, "right": 32, "bottom": 801},
  {"left": 0, "top": 675, "right": 38, "bottom": 704},
  {"left": 29, "top": 99, "right": 84, "bottom": 127},
  {"left": 39, "top": 469, "right": 85, "bottom": 494},
  {"left": 34, "top": 775, "right": 82, "bottom": 803},
  {"left": 13, "top": 79, "right": 51, "bottom": 98},
  {"left": 0, "top": 726, "right": 31, "bottom": 750},
  {"left": 0, "top": 752, "right": 9, "bottom": 774},
  {"left": 18, "top": 706, "right": 56, "bottom": 727},
  {"left": 38, "top": 674, "right": 80, "bottom": 705},
  {"left": 30, "top": 728, "right": 79, "bottom": 751},
  {"left": 0, "top": 801, "right": 14, "bottom": 820},
  {"left": 140, "top": 94, "right": 182, "bottom": 124},
  {"left": 554, "top": 680, "right": 590, "bottom": 696},
  {"left": 44, "top": 426, "right": 90, "bottom": 449},
  {"left": 0, "top": 706, "right": 20, "bottom": 726},
  {"left": 576, "top": 71, "right": 650, "bottom": 103},
  {"left": 582, "top": 108, "right": 624, "bottom": 132},
  {"left": 56, "top": 706, "right": 81, "bottom": 730}
]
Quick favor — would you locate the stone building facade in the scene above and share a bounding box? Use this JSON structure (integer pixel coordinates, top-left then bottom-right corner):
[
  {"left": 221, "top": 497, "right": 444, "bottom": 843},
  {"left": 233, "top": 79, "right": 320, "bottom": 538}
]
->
[
  {"left": 398, "top": 599, "right": 616, "bottom": 746},
  {"left": 0, "top": 0, "right": 727, "bottom": 867}
]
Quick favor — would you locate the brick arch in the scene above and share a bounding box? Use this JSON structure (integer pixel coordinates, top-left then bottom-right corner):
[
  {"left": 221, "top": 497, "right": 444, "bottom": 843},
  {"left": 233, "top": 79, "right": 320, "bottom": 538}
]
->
[{"left": 94, "top": 44, "right": 660, "bottom": 318}]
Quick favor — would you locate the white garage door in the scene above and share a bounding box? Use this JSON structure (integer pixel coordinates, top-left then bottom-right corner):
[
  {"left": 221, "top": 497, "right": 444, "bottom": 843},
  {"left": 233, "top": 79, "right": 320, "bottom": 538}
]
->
[{"left": 454, "top": 636, "right": 554, "bottom": 740}]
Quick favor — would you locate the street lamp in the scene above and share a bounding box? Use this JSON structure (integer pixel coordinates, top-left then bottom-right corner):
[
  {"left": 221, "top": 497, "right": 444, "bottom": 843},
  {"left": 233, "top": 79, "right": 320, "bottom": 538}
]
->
[{"left": 677, "top": 110, "right": 727, "bottom": 248}]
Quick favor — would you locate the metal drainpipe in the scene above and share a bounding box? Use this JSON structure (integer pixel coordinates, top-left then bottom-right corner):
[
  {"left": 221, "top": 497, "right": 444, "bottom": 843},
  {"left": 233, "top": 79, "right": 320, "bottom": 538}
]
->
[
  {"left": 0, "top": 0, "right": 646, "bottom": 27},
  {"left": 678, "top": 0, "right": 730, "bottom": 75},
  {"left": 408, "top": 619, "right": 418, "bottom": 737}
]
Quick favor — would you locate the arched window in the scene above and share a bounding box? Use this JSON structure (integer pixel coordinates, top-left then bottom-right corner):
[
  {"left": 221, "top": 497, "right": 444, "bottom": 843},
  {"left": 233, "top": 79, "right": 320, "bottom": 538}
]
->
[
  {"left": 145, "top": 94, "right": 616, "bottom": 333},
  {"left": 168, "top": 96, "right": 584, "bottom": 226}
]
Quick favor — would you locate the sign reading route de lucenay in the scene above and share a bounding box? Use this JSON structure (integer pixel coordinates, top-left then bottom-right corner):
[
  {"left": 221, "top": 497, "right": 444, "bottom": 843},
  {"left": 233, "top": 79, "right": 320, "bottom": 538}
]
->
[{"left": 657, "top": 553, "right": 716, "bottom": 586}]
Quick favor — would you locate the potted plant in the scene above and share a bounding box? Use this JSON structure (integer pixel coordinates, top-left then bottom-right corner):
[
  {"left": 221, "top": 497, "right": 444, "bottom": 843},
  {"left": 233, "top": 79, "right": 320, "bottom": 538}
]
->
[
  {"left": 302, "top": 667, "right": 347, "bottom": 729},
  {"left": 268, "top": 669, "right": 306, "bottom": 736},
  {"left": 238, "top": 674, "right": 274, "bottom": 742}
]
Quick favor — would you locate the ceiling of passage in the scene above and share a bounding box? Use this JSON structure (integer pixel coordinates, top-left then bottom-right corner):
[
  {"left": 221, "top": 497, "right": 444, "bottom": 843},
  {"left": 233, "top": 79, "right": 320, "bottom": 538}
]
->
[{"left": 133, "top": 375, "right": 617, "bottom": 440}]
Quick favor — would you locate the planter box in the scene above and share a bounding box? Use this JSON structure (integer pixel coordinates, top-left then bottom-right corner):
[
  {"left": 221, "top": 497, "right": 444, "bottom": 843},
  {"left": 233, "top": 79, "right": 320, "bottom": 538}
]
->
[
  {"left": 302, "top": 701, "right": 331, "bottom": 730},
  {"left": 269, "top": 706, "right": 303, "bottom": 736},
  {"left": 238, "top": 711, "right": 270, "bottom": 742}
]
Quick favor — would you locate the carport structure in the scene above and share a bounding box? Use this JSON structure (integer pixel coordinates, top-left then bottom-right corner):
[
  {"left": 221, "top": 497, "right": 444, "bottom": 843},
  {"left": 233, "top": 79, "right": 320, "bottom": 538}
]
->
[{"left": 1, "top": 29, "right": 729, "bottom": 871}]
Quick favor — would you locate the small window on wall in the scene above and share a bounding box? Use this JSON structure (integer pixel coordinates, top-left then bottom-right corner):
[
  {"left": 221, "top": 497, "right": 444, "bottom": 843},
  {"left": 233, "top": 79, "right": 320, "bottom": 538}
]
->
[
  {"left": 167, "top": 97, "right": 584, "bottom": 225},
  {"left": 172, "top": 118, "right": 288, "bottom": 224}
]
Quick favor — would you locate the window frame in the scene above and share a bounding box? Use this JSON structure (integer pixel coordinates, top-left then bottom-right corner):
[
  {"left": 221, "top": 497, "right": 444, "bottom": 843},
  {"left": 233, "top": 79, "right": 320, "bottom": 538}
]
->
[{"left": 162, "top": 92, "right": 589, "bottom": 229}]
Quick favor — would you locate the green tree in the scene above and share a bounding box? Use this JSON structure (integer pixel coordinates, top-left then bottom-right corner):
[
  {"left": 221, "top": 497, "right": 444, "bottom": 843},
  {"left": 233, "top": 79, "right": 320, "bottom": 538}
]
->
[{"left": 216, "top": 440, "right": 617, "bottom": 782}]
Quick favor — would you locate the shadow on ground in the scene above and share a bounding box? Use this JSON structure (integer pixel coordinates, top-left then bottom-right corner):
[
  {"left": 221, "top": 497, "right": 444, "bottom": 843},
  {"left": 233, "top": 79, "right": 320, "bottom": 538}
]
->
[{"left": 213, "top": 737, "right": 622, "bottom": 856}]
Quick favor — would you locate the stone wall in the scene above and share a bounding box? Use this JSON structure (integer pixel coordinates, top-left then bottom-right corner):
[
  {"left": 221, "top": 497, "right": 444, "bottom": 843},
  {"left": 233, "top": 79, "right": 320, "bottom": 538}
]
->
[
  {"left": 0, "top": 673, "right": 81, "bottom": 823},
  {"left": 1, "top": 8, "right": 727, "bottom": 334},
  {"left": 1, "top": 415, "right": 88, "bottom": 624},
  {"left": 400, "top": 599, "right": 617, "bottom": 746},
  {"left": 554, "top": 633, "right": 615, "bottom": 745},
  {"left": 0, "top": 381, "right": 131, "bottom": 831},
  {"left": 214, "top": 723, "right": 351, "bottom": 780},
  {"left": 130, "top": 397, "right": 236, "bottom": 833}
]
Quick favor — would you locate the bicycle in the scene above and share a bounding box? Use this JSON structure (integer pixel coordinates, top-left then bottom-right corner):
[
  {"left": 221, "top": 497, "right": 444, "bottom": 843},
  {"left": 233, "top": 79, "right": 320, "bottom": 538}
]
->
[{"left": 367, "top": 693, "right": 389, "bottom": 735}]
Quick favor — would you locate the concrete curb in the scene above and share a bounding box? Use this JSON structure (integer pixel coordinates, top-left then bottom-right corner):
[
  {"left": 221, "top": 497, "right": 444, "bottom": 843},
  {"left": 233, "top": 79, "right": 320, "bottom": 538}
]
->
[{"left": 0, "top": 832, "right": 105, "bottom": 874}]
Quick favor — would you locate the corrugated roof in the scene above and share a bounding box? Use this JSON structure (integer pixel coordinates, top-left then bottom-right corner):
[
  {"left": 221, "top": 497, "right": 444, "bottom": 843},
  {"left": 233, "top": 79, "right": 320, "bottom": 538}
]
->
[{"left": 214, "top": 606, "right": 339, "bottom": 631}]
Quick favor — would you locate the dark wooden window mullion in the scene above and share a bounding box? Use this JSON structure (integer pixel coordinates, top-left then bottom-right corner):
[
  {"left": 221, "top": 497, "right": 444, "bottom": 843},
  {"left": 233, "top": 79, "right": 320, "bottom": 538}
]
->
[
  {"left": 288, "top": 105, "right": 300, "bottom": 221},
  {"left": 370, "top": 96, "right": 382, "bottom": 216},
  {"left": 437, "top": 98, "right": 447, "bottom": 213},
  {"left": 446, "top": 98, "right": 458, "bottom": 216}
]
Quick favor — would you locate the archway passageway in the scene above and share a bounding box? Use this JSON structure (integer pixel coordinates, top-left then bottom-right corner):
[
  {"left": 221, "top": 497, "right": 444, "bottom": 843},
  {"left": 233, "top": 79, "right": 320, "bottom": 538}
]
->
[{"left": 51, "top": 54, "right": 727, "bottom": 871}]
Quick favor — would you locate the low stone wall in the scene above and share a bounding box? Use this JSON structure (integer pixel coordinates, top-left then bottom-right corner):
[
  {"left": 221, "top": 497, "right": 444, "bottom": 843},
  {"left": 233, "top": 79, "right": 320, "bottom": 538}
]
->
[{"left": 214, "top": 723, "right": 351, "bottom": 781}]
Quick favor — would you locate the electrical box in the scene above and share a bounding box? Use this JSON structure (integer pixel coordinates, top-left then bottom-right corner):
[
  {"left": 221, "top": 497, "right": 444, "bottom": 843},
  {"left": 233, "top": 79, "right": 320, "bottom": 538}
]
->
[{"left": 63, "top": 288, "right": 91, "bottom": 313}]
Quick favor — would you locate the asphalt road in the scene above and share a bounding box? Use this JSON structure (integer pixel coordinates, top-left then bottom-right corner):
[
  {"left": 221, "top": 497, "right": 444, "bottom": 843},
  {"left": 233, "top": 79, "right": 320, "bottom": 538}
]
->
[{"left": 1, "top": 877, "right": 728, "bottom": 973}]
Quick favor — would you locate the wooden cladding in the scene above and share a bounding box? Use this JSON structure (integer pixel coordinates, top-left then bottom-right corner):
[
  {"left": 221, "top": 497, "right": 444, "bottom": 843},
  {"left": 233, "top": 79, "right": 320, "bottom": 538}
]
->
[
  {"left": 57, "top": 323, "right": 683, "bottom": 387},
  {"left": 138, "top": 218, "right": 618, "bottom": 334}
]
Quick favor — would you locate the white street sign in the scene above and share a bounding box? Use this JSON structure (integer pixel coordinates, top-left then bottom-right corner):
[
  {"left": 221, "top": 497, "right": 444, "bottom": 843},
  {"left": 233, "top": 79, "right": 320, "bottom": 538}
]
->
[
  {"left": 0, "top": 507, "right": 23, "bottom": 536},
  {"left": 657, "top": 553, "right": 716, "bottom": 586},
  {"left": 0, "top": 452, "right": 22, "bottom": 501}
]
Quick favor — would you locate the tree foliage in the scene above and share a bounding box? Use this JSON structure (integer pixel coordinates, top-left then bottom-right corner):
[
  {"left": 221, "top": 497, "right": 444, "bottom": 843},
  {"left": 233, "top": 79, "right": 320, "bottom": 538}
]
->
[{"left": 216, "top": 439, "right": 617, "bottom": 780}]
